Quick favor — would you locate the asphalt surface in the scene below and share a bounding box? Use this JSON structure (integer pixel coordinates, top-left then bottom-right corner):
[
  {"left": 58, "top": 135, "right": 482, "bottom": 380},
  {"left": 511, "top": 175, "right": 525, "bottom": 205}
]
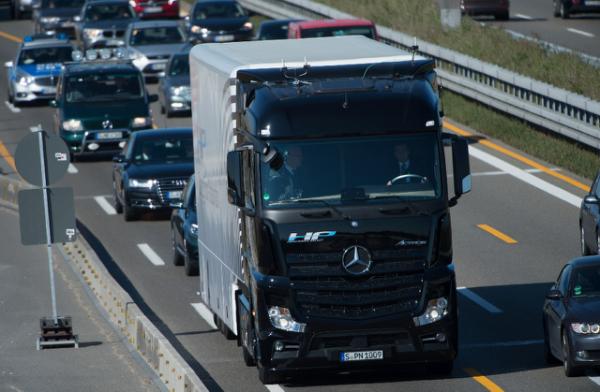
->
[
  {"left": 1, "top": 11, "right": 600, "bottom": 392},
  {"left": 470, "top": 0, "right": 600, "bottom": 58},
  {"left": 0, "top": 204, "right": 162, "bottom": 392}
]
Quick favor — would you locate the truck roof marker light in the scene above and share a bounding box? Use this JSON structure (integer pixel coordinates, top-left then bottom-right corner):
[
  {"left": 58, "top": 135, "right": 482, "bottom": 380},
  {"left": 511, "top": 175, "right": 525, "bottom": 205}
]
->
[
  {"left": 71, "top": 50, "right": 83, "bottom": 62},
  {"left": 260, "top": 125, "right": 270, "bottom": 136}
]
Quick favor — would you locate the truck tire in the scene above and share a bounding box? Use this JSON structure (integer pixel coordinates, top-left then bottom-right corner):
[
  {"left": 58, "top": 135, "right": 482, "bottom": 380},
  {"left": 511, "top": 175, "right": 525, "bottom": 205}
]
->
[
  {"left": 184, "top": 251, "right": 198, "bottom": 276},
  {"left": 171, "top": 230, "right": 184, "bottom": 266},
  {"left": 258, "top": 366, "right": 284, "bottom": 384}
]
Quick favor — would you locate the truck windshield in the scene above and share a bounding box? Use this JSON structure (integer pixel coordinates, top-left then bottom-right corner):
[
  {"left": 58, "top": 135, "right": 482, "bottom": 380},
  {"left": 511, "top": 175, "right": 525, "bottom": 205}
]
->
[
  {"left": 300, "top": 26, "right": 375, "bottom": 39},
  {"left": 260, "top": 134, "right": 442, "bottom": 208}
]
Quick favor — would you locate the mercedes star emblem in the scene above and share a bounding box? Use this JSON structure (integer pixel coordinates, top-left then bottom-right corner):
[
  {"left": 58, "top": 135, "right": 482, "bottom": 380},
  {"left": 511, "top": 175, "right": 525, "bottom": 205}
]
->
[
  {"left": 102, "top": 119, "right": 113, "bottom": 129},
  {"left": 342, "top": 245, "right": 372, "bottom": 275}
]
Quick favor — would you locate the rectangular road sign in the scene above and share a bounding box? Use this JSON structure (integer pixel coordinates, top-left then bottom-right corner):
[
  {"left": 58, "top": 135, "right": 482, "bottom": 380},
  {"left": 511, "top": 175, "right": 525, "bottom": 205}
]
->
[{"left": 18, "top": 187, "right": 76, "bottom": 245}]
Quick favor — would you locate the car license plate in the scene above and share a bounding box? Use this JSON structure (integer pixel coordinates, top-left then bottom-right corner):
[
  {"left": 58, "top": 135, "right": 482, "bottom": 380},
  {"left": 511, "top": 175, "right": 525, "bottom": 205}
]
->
[
  {"left": 145, "top": 6, "right": 162, "bottom": 12},
  {"left": 151, "top": 62, "right": 166, "bottom": 71},
  {"left": 339, "top": 350, "right": 383, "bottom": 362},
  {"left": 97, "top": 131, "right": 122, "bottom": 139},
  {"left": 214, "top": 34, "right": 234, "bottom": 42},
  {"left": 167, "top": 191, "right": 182, "bottom": 200}
]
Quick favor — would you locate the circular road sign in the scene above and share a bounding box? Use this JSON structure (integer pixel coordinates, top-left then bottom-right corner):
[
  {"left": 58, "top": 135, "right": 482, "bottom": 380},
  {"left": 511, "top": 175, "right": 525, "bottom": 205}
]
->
[{"left": 15, "top": 130, "right": 70, "bottom": 187}]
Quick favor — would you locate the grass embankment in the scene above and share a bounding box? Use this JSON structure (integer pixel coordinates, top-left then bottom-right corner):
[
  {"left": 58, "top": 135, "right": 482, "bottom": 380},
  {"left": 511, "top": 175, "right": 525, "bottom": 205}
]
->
[{"left": 317, "top": 0, "right": 600, "bottom": 101}]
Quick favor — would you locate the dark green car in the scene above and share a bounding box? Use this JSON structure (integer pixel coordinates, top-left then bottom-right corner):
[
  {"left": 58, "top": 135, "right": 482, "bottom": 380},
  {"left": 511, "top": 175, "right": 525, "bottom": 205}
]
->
[{"left": 52, "top": 61, "right": 157, "bottom": 160}]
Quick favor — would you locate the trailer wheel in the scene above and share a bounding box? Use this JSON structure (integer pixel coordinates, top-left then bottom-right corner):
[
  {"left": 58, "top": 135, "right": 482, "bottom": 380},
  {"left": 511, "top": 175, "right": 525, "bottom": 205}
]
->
[{"left": 214, "top": 314, "right": 235, "bottom": 340}]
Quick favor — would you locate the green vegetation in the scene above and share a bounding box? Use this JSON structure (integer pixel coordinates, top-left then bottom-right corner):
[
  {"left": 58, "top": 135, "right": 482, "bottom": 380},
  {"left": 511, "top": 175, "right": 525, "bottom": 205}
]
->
[
  {"left": 317, "top": 0, "right": 600, "bottom": 101},
  {"left": 444, "top": 90, "right": 599, "bottom": 180}
]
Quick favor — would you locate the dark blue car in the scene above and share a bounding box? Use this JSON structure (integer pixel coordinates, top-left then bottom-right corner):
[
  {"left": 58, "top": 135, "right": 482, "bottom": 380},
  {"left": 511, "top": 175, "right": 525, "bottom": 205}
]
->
[
  {"left": 170, "top": 174, "right": 198, "bottom": 275},
  {"left": 187, "top": 0, "right": 253, "bottom": 43}
]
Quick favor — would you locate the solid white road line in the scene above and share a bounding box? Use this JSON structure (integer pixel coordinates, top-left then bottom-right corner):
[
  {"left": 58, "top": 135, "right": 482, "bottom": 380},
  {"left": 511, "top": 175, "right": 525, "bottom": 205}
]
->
[
  {"left": 471, "top": 168, "right": 555, "bottom": 177},
  {"left": 462, "top": 339, "right": 543, "bottom": 349},
  {"left": 67, "top": 163, "right": 78, "bottom": 174},
  {"left": 515, "top": 13, "right": 533, "bottom": 20},
  {"left": 190, "top": 302, "right": 218, "bottom": 329},
  {"left": 469, "top": 146, "right": 582, "bottom": 208},
  {"left": 137, "top": 243, "right": 166, "bottom": 266},
  {"left": 4, "top": 101, "right": 20, "bottom": 113},
  {"left": 588, "top": 375, "right": 600, "bottom": 386},
  {"left": 567, "top": 28, "right": 594, "bottom": 38},
  {"left": 93, "top": 195, "right": 117, "bottom": 215},
  {"left": 458, "top": 287, "right": 502, "bottom": 314},
  {"left": 265, "top": 385, "right": 286, "bottom": 392}
]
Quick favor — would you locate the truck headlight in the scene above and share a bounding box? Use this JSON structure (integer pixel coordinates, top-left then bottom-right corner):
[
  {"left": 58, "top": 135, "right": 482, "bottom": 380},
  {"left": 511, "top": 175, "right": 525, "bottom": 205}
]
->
[
  {"left": 83, "top": 28, "right": 103, "bottom": 40},
  {"left": 128, "top": 178, "right": 155, "bottom": 189},
  {"left": 413, "top": 297, "right": 449, "bottom": 326},
  {"left": 18, "top": 75, "right": 34, "bottom": 86},
  {"left": 571, "top": 323, "right": 600, "bottom": 334},
  {"left": 132, "top": 117, "right": 152, "bottom": 127},
  {"left": 268, "top": 306, "right": 305, "bottom": 333},
  {"left": 62, "top": 119, "right": 83, "bottom": 131}
]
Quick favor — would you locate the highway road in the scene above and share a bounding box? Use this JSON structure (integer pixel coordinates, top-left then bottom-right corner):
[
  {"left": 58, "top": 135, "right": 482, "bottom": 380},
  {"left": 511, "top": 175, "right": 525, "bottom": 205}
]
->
[
  {"left": 1, "top": 13, "right": 600, "bottom": 392},
  {"left": 472, "top": 0, "right": 600, "bottom": 58}
]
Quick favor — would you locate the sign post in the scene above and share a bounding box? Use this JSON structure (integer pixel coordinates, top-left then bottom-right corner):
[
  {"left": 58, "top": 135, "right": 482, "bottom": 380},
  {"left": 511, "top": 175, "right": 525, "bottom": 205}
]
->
[{"left": 15, "top": 128, "right": 78, "bottom": 349}]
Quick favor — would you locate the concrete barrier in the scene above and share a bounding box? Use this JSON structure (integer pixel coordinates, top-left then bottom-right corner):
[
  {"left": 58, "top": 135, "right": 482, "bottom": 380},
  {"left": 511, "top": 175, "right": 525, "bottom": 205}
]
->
[{"left": 0, "top": 174, "right": 208, "bottom": 392}]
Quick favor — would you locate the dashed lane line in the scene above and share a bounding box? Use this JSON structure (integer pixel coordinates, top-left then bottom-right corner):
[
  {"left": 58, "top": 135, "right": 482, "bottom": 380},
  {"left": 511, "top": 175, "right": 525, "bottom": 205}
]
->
[
  {"left": 0, "top": 139, "right": 16, "bottom": 172},
  {"left": 464, "top": 368, "right": 504, "bottom": 392},
  {"left": 477, "top": 224, "right": 518, "bottom": 244},
  {"left": 137, "top": 243, "right": 165, "bottom": 266},
  {"left": 93, "top": 195, "right": 117, "bottom": 215},
  {"left": 4, "top": 101, "right": 20, "bottom": 113},
  {"left": 458, "top": 287, "right": 503, "bottom": 314},
  {"left": 567, "top": 28, "right": 594, "bottom": 38},
  {"left": 265, "top": 385, "right": 286, "bottom": 392},
  {"left": 0, "top": 30, "right": 22, "bottom": 43},
  {"left": 515, "top": 13, "right": 533, "bottom": 20},
  {"left": 67, "top": 163, "right": 78, "bottom": 174}
]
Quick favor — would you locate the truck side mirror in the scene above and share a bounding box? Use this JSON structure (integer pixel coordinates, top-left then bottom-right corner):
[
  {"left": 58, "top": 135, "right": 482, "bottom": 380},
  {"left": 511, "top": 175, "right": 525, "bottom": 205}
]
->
[
  {"left": 445, "top": 134, "right": 471, "bottom": 206},
  {"left": 227, "top": 150, "right": 244, "bottom": 207}
]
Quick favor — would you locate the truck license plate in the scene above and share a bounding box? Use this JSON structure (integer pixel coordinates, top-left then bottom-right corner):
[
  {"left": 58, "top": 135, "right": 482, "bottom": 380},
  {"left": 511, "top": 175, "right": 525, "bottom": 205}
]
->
[
  {"left": 167, "top": 191, "right": 182, "bottom": 200},
  {"left": 97, "top": 131, "right": 122, "bottom": 139},
  {"left": 340, "top": 350, "right": 383, "bottom": 362},
  {"left": 215, "top": 34, "right": 234, "bottom": 42}
]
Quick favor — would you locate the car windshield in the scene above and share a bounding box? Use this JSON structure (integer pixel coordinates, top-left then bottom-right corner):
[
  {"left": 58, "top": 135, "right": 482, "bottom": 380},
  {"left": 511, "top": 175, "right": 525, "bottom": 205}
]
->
[
  {"left": 130, "top": 26, "right": 186, "bottom": 46},
  {"left": 193, "top": 2, "right": 245, "bottom": 19},
  {"left": 258, "top": 22, "right": 293, "bottom": 40},
  {"left": 571, "top": 267, "right": 600, "bottom": 297},
  {"left": 131, "top": 136, "right": 193, "bottom": 164},
  {"left": 260, "top": 134, "right": 442, "bottom": 208},
  {"left": 168, "top": 55, "right": 189, "bottom": 76},
  {"left": 18, "top": 46, "right": 73, "bottom": 65},
  {"left": 65, "top": 73, "right": 143, "bottom": 102},
  {"left": 301, "top": 26, "right": 375, "bottom": 39},
  {"left": 84, "top": 3, "right": 133, "bottom": 21},
  {"left": 42, "top": 0, "right": 84, "bottom": 8}
]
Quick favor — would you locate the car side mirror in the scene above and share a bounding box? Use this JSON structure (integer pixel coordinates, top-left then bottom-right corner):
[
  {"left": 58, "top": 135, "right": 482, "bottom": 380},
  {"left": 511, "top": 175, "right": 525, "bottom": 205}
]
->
[
  {"left": 49, "top": 99, "right": 58, "bottom": 108},
  {"left": 226, "top": 150, "right": 244, "bottom": 208},
  {"left": 113, "top": 154, "right": 125, "bottom": 163},
  {"left": 584, "top": 195, "right": 600, "bottom": 204},
  {"left": 4, "top": 61, "right": 13, "bottom": 68},
  {"left": 546, "top": 289, "right": 563, "bottom": 300},
  {"left": 148, "top": 94, "right": 158, "bottom": 103}
]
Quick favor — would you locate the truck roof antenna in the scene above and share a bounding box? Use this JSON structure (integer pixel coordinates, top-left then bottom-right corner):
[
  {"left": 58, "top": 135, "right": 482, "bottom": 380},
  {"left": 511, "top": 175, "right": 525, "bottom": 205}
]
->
[
  {"left": 411, "top": 37, "right": 419, "bottom": 65},
  {"left": 281, "top": 58, "right": 310, "bottom": 87}
]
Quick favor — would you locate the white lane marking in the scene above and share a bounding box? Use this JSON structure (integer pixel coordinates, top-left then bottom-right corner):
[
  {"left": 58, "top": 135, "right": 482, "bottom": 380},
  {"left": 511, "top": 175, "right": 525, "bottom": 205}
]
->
[
  {"left": 137, "top": 243, "right": 166, "bottom": 266},
  {"left": 589, "top": 375, "right": 600, "bottom": 386},
  {"left": 93, "top": 195, "right": 117, "bottom": 215},
  {"left": 471, "top": 168, "right": 556, "bottom": 177},
  {"left": 190, "top": 302, "right": 218, "bottom": 329},
  {"left": 29, "top": 126, "right": 41, "bottom": 132},
  {"left": 265, "top": 385, "right": 286, "bottom": 392},
  {"left": 567, "top": 28, "right": 594, "bottom": 38},
  {"left": 515, "top": 13, "right": 533, "bottom": 20},
  {"left": 458, "top": 287, "right": 502, "bottom": 314},
  {"left": 469, "top": 146, "right": 582, "bottom": 208},
  {"left": 4, "top": 101, "right": 20, "bottom": 113},
  {"left": 463, "top": 339, "right": 543, "bottom": 349},
  {"left": 67, "top": 163, "right": 78, "bottom": 174}
]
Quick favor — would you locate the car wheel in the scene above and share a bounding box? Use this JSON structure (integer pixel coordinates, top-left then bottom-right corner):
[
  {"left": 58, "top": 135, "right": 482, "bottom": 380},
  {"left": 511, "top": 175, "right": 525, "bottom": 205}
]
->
[
  {"left": 543, "top": 320, "right": 559, "bottom": 364},
  {"left": 553, "top": 0, "right": 560, "bottom": 16},
  {"left": 13, "top": 5, "right": 21, "bottom": 19},
  {"left": 562, "top": 330, "right": 583, "bottom": 377},
  {"left": 495, "top": 11, "right": 509, "bottom": 20},
  {"left": 165, "top": 109, "right": 173, "bottom": 118},
  {"left": 113, "top": 183, "right": 123, "bottom": 214},
  {"left": 171, "top": 229, "right": 184, "bottom": 266},
  {"left": 184, "top": 251, "right": 199, "bottom": 276},
  {"left": 580, "top": 225, "right": 591, "bottom": 255},
  {"left": 123, "top": 199, "right": 138, "bottom": 221},
  {"left": 560, "top": 2, "right": 570, "bottom": 18}
]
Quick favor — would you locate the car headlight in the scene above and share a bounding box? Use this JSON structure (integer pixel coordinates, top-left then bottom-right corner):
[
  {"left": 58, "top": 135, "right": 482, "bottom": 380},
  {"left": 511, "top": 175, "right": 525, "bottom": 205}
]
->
[
  {"left": 413, "top": 297, "right": 449, "bottom": 326},
  {"left": 17, "top": 74, "right": 34, "bottom": 86},
  {"left": 571, "top": 323, "right": 600, "bottom": 334},
  {"left": 169, "top": 86, "right": 190, "bottom": 96},
  {"left": 242, "top": 21, "right": 253, "bottom": 30},
  {"left": 62, "top": 119, "right": 83, "bottom": 131},
  {"left": 190, "top": 25, "right": 208, "bottom": 35},
  {"left": 83, "top": 28, "right": 103, "bottom": 40},
  {"left": 190, "top": 223, "right": 198, "bottom": 236},
  {"left": 128, "top": 178, "right": 156, "bottom": 189},
  {"left": 128, "top": 0, "right": 136, "bottom": 7},
  {"left": 40, "top": 16, "right": 60, "bottom": 24},
  {"left": 132, "top": 117, "right": 152, "bottom": 127},
  {"left": 268, "top": 306, "right": 305, "bottom": 333}
]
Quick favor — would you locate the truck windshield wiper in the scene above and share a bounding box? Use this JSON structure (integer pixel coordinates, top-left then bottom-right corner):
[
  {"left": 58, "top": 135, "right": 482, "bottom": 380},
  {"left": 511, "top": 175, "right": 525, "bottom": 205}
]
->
[
  {"left": 289, "top": 198, "right": 352, "bottom": 221},
  {"left": 370, "top": 195, "right": 427, "bottom": 216}
]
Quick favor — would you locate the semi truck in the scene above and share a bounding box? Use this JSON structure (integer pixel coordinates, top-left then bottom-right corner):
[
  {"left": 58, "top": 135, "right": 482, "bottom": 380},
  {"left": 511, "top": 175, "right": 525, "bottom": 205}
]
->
[{"left": 190, "top": 35, "right": 471, "bottom": 384}]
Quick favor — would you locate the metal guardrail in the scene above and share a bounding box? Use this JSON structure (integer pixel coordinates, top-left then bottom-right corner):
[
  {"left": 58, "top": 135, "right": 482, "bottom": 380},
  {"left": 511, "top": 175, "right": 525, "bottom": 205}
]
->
[{"left": 241, "top": 0, "right": 600, "bottom": 149}]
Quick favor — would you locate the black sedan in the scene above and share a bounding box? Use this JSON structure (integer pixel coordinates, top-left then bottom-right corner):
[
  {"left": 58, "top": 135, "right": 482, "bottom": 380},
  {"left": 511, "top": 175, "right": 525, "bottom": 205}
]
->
[
  {"left": 579, "top": 173, "right": 600, "bottom": 255},
  {"left": 170, "top": 174, "right": 198, "bottom": 276},
  {"left": 543, "top": 256, "right": 600, "bottom": 376},
  {"left": 255, "top": 19, "right": 301, "bottom": 40},
  {"left": 158, "top": 51, "right": 190, "bottom": 117},
  {"left": 554, "top": 0, "right": 600, "bottom": 18},
  {"left": 187, "top": 0, "right": 253, "bottom": 44},
  {"left": 112, "top": 128, "right": 193, "bottom": 221}
]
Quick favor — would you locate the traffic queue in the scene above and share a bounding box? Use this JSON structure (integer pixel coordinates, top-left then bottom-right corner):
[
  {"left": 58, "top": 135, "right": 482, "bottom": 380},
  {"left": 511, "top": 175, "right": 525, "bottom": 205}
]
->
[{"left": 6, "top": 0, "right": 600, "bottom": 385}]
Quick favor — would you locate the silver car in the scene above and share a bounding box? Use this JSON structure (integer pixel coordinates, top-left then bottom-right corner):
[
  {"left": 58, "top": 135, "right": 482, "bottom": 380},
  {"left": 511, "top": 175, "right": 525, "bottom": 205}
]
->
[{"left": 125, "top": 20, "right": 189, "bottom": 81}]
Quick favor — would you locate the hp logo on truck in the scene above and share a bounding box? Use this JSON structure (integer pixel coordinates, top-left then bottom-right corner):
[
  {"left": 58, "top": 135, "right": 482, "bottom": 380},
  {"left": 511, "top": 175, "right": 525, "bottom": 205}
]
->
[
  {"left": 287, "top": 231, "right": 336, "bottom": 243},
  {"left": 342, "top": 245, "right": 372, "bottom": 275}
]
